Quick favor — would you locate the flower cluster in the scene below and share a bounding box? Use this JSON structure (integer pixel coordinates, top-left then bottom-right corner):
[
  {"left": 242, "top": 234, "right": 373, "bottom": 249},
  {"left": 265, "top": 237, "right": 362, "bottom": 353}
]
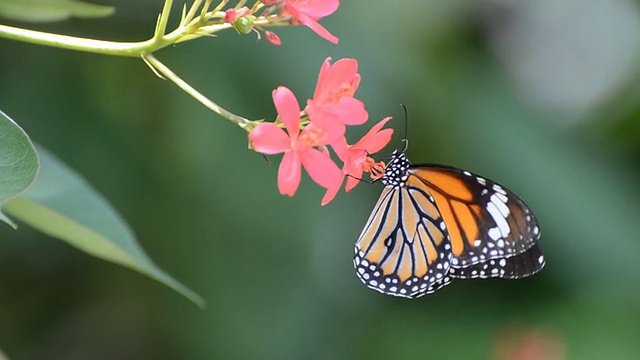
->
[{"left": 249, "top": 58, "right": 394, "bottom": 205}]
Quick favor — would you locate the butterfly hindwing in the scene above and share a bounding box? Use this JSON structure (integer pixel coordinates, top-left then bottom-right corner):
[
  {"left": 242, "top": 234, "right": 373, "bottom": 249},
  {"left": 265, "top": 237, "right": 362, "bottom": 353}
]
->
[{"left": 448, "top": 243, "right": 545, "bottom": 279}]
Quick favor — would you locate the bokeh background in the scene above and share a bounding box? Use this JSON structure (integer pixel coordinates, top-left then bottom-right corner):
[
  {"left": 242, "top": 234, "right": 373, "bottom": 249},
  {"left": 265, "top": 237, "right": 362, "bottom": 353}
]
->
[{"left": 2, "top": 0, "right": 640, "bottom": 359}]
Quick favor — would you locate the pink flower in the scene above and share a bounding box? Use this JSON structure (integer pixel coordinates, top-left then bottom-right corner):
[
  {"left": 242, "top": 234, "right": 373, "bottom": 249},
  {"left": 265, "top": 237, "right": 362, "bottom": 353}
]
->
[
  {"left": 340, "top": 117, "right": 393, "bottom": 190},
  {"left": 321, "top": 117, "right": 394, "bottom": 204},
  {"left": 306, "top": 57, "right": 368, "bottom": 133},
  {"left": 249, "top": 86, "right": 343, "bottom": 203},
  {"left": 284, "top": 0, "right": 339, "bottom": 44}
]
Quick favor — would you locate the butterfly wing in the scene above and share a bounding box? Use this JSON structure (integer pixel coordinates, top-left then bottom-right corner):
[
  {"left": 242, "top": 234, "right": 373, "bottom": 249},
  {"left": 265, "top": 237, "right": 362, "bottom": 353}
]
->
[
  {"left": 353, "top": 181, "right": 453, "bottom": 298},
  {"left": 449, "top": 243, "right": 544, "bottom": 279},
  {"left": 411, "top": 165, "right": 544, "bottom": 279}
]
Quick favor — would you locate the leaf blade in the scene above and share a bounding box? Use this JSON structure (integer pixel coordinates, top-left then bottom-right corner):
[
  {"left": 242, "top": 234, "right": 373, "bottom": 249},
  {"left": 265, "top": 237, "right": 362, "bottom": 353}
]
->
[
  {"left": 0, "top": 0, "right": 114, "bottom": 23},
  {"left": 3, "top": 146, "right": 205, "bottom": 307},
  {"left": 0, "top": 110, "right": 39, "bottom": 228}
]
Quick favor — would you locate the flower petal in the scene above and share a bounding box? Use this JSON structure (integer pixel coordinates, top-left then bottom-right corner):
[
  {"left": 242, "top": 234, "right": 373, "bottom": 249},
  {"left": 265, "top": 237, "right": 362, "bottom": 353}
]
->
[
  {"left": 342, "top": 148, "right": 366, "bottom": 175},
  {"left": 278, "top": 151, "right": 301, "bottom": 196},
  {"left": 273, "top": 86, "right": 301, "bottom": 138},
  {"left": 355, "top": 117, "right": 394, "bottom": 153},
  {"left": 248, "top": 123, "right": 291, "bottom": 154},
  {"left": 321, "top": 180, "right": 342, "bottom": 206},
  {"left": 292, "top": 11, "right": 338, "bottom": 44},
  {"left": 361, "top": 128, "right": 393, "bottom": 154},
  {"left": 329, "top": 97, "right": 368, "bottom": 125},
  {"left": 329, "top": 134, "right": 349, "bottom": 160},
  {"left": 313, "top": 57, "right": 332, "bottom": 100},
  {"left": 345, "top": 168, "right": 363, "bottom": 192},
  {"left": 288, "top": 0, "right": 339, "bottom": 18},
  {"left": 299, "top": 147, "right": 343, "bottom": 190}
]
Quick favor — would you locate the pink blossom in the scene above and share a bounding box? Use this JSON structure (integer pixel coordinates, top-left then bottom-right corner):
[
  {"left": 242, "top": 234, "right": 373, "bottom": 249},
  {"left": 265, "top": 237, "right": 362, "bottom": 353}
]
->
[
  {"left": 249, "top": 86, "right": 343, "bottom": 202},
  {"left": 306, "top": 57, "right": 368, "bottom": 134},
  {"left": 321, "top": 117, "right": 394, "bottom": 204},
  {"left": 284, "top": 0, "right": 339, "bottom": 44},
  {"left": 340, "top": 117, "right": 393, "bottom": 190}
]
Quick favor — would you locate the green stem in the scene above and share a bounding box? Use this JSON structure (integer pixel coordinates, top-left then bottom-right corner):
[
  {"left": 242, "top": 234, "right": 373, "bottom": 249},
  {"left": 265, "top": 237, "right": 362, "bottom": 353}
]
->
[
  {"left": 0, "top": 21, "right": 235, "bottom": 57},
  {"left": 184, "top": 0, "right": 204, "bottom": 26},
  {"left": 142, "top": 53, "right": 258, "bottom": 131},
  {"left": 0, "top": 24, "right": 157, "bottom": 57}
]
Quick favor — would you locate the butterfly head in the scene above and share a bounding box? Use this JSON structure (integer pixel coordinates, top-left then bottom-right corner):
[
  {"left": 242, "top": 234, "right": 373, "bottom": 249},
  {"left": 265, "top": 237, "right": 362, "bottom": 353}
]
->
[{"left": 382, "top": 150, "right": 411, "bottom": 188}]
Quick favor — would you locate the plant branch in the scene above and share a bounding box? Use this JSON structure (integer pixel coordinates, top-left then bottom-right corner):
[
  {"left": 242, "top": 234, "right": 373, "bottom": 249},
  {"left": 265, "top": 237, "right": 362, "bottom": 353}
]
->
[
  {"left": 141, "top": 53, "right": 259, "bottom": 131},
  {"left": 0, "top": 0, "right": 277, "bottom": 131}
]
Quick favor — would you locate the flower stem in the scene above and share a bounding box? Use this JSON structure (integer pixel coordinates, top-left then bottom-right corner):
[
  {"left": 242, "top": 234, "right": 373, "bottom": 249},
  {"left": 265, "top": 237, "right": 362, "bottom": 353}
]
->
[{"left": 141, "top": 53, "right": 258, "bottom": 131}]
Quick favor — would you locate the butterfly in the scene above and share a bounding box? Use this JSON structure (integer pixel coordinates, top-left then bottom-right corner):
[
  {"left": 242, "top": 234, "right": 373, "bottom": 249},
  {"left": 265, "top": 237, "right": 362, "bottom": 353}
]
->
[{"left": 353, "top": 150, "right": 544, "bottom": 298}]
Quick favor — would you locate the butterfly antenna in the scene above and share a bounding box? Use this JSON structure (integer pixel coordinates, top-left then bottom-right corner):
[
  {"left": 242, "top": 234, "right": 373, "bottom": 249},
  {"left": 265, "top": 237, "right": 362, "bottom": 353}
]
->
[{"left": 400, "top": 104, "right": 409, "bottom": 152}]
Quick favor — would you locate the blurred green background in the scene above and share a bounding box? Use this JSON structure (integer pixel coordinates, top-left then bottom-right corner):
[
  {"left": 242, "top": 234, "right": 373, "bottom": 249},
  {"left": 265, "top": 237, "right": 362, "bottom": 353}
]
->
[{"left": 2, "top": 0, "right": 640, "bottom": 359}]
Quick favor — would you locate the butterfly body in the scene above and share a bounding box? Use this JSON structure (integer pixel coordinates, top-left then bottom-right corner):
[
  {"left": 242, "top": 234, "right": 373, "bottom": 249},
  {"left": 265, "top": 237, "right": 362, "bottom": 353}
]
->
[{"left": 354, "top": 150, "right": 544, "bottom": 298}]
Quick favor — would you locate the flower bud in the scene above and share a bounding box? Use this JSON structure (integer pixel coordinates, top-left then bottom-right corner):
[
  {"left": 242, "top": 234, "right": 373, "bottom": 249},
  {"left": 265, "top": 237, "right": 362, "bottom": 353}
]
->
[
  {"left": 224, "top": 9, "right": 236, "bottom": 23},
  {"left": 264, "top": 31, "right": 282, "bottom": 46},
  {"left": 234, "top": 15, "right": 256, "bottom": 34}
]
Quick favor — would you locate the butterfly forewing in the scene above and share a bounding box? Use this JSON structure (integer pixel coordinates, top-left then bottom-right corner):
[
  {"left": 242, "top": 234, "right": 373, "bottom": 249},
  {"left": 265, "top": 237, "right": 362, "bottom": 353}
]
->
[
  {"left": 411, "top": 166, "right": 543, "bottom": 279},
  {"left": 354, "top": 181, "right": 452, "bottom": 298}
]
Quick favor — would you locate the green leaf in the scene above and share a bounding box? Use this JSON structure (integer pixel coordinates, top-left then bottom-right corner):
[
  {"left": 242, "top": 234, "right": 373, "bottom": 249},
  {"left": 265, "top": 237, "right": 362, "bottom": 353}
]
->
[
  {"left": 0, "top": 110, "right": 39, "bottom": 229},
  {"left": 0, "top": 0, "right": 114, "bottom": 23},
  {"left": 3, "top": 146, "right": 205, "bottom": 308}
]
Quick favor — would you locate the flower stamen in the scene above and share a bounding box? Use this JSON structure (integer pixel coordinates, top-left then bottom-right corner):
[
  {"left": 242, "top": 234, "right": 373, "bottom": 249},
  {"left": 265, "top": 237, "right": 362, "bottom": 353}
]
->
[
  {"left": 299, "top": 126, "right": 328, "bottom": 147},
  {"left": 364, "top": 157, "right": 386, "bottom": 180}
]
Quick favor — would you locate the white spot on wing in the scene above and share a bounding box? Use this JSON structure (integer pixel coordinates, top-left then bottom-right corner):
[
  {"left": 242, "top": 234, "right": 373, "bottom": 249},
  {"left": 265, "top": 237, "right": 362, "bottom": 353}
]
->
[
  {"left": 492, "top": 184, "right": 507, "bottom": 195},
  {"left": 496, "top": 192, "right": 508, "bottom": 203},
  {"left": 490, "top": 193, "right": 510, "bottom": 217},
  {"left": 488, "top": 227, "right": 501, "bottom": 241},
  {"left": 487, "top": 202, "right": 511, "bottom": 237}
]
